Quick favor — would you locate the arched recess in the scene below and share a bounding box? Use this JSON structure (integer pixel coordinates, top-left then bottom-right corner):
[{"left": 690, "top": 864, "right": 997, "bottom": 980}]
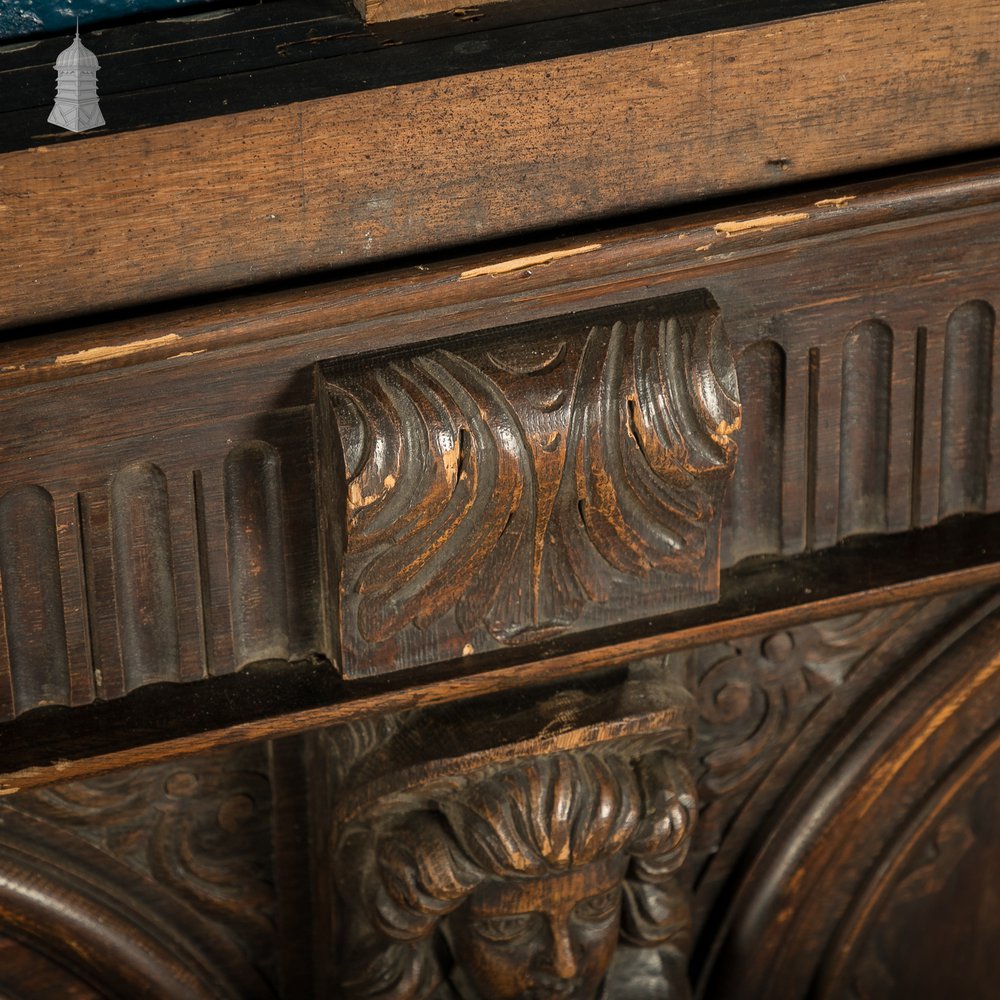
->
[
  {"left": 696, "top": 590, "right": 1000, "bottom": 1000},
  {"left": 0, "top": 808, "right": 273, "bottom": 1000}
]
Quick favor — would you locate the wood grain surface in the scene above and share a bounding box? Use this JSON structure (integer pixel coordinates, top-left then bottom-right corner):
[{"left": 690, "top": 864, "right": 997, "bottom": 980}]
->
[
  {"left": 321, "top": 290, "right": 740, "bottom": 677},
  {"left": 1, "top": 0, "right": 998, "bottom": 329},
  {"left": 699, "top": 592, "right": 1000, "bottom": 999},
  {"left": 0, "top": 157, "right": 998, "bottom": 721},
  {"left": 320, "top": 671, "right": 695, "bottom": 998},
  {"left": 0, "top": 516, "right": 998, "bottom": 796}
]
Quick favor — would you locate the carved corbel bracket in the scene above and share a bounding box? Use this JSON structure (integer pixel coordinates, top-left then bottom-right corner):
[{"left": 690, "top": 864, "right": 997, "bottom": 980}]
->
[
  {"left": 317, "top": 289, "right": 741, "bottom": 677},
  {"left": 315, "top": 667, "right": 698, "bottom": 999}
]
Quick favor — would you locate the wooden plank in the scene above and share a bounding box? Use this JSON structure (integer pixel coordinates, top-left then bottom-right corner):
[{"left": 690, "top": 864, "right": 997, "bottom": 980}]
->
[
  {"left": 1, "top": 0, "right": 997, "bottom": 330},
  {"left": 0, "top": 0, "right": 889, "bottom": 145},
  {"left": 356, "top": 0, "right": 510, "bottom": 24},
  {"left": 0, "top": 514, "right": 998, "bottom": 793}
]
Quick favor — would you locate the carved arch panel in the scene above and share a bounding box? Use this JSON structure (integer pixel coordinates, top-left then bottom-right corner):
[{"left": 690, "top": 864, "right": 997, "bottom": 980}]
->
[{"left": 696, "top": 592, "right": 1000, "bottom": 1000}]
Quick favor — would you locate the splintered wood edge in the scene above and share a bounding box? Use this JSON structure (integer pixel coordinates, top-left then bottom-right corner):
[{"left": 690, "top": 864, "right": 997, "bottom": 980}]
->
[
  {"left": 3, "top": 155, "right": 999, "bottom": 390},
  {"left": 2, "top": 0, "right": 998, "bottom": 328}
]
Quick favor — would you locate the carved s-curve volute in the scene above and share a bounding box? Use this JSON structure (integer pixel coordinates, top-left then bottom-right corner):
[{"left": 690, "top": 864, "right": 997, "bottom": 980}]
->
[
  {"left": 317, "top": 667, "right": 698, "bottom": 1000},
  {"left": 318, "top": 289, "right": 741, "bottom": 677}
]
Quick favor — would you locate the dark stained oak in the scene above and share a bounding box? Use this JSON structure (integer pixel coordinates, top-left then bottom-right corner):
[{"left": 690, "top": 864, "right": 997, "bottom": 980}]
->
[
  {"left": 0, "top": 158, "right": 999, "bottom": 722},
  {"left": 2, "top": 587, "right": 1000, "bottom": 999},
  {"left": 0, "top": 0, "right": 997, "bottom": 328},
  {"left": 320, "top": 290, "right": 740, "bottom": 676},
  {"left": 0, "top": 5, "right": 998, "bottom": 991},
  {"left": 697, "top": 592, "right": 1000, "bottom": 999},
  {"left": 318, "top": 667, "right": 697, "bottom": 998},
  {"left": 0, "top": 514, "right": 997, "bottom": 794}
]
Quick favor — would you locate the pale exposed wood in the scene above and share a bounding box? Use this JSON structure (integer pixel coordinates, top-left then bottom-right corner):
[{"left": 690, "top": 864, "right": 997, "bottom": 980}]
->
[
  {"left": 1, "top": 0, "right": 998, "bottom": 329},
  {"left": 2, "top": 157, "right": 999, "bottom": 389},
  {"left": 356, "top": 0, "right": 507, "bottom": 24}
]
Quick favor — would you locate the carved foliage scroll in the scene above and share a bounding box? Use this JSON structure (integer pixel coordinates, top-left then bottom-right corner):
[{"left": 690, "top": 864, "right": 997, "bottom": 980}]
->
[
  {"left": 320, "top": 290, "right": 741, "bottom": 676},
  {"left": 0, "top": 744, "right": 277, "bottom": 998}
]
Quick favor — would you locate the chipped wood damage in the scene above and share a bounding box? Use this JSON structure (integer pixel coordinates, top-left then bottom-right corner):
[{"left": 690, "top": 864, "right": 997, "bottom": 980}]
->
[
  {"left": 459, "top": 243, "right": 603, "bottom": 279},
  {"left": 714, "top": 212, "right": 812, "bottom": 237}
]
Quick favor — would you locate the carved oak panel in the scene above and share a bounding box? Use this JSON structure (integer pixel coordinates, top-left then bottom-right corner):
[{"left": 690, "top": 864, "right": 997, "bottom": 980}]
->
[
  {"left": 318, "top": 290, "right": 741, "bottom": 676},
  {"left": 0, "top": 744, "right": 277, "bottom": 998},
  {"left": 0, "top": 167, "right": 998, "bottom": 716},
  {"left": 697, "top": 590, "right": 1000, "bottom": 999},
  {"left": 317, "top": 668, "right": 699, "bottom": 999}
]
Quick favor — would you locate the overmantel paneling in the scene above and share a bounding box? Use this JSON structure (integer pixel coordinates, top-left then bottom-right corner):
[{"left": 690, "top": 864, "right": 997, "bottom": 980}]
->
[
  {"left": 0, "top": 158, "right": 998, "bottom": 777},
  {"left": 3, "top": 590, "right": 1000, "bottom": 998}
]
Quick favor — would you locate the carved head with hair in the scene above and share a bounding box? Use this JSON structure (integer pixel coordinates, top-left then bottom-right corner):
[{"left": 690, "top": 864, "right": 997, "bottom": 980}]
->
[{"left": 334, "top": 742, "right": 695, "bottom": 1000}]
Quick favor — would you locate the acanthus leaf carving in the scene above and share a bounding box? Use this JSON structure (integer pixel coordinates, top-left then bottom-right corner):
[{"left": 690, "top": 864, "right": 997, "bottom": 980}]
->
[{"left": 321, "top": 290, "right": 741, "bottom": 677}]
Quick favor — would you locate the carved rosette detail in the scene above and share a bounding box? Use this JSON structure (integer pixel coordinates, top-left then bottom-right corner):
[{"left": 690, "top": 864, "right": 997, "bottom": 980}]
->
[{"left": 322, "top": 290, "right": 741, "bottom": 676}]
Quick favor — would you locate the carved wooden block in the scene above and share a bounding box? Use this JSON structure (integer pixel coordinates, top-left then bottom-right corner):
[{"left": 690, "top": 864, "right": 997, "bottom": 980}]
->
[
  {"left": 317, "top": 667, "right": 698, "bottom": 999},
  {"left": 318, "top": 290, "right": 741, "bottom": 677}
]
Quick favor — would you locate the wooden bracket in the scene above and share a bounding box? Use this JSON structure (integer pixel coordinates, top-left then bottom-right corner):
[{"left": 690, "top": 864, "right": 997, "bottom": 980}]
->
[{"left": 317, "top": 289, "right": 741, "bottom": 677}]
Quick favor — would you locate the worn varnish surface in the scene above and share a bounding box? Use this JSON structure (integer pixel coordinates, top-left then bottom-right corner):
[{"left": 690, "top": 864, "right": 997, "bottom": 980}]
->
[
  {"left": 318, "top": 667, "right": 697, "bottom": 998},
  {"left": 0, "top": 1, "right": 998, "bottom": 992},
  {"left": 1, "top": 0, "right": 998, "bottom": 328},
  {"left": 698, "top": 591, "right": 1000, "bottom": 999},
  {"left": 0, "top": 159, "right": 998, "bottom": 724},
  {"left": 321, "top": 290, "right": 740, "bottom": 676},
  {"left": 1, "top": 593, "right": 999, "bottom": 997},
  {"left": 0, "top": 742, "right": 276, "bottom": 998}
]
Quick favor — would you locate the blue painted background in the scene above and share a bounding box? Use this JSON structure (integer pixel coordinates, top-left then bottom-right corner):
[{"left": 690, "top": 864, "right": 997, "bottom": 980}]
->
[{"left": 0, "top": 1, "right": 216, "bottom": 41}]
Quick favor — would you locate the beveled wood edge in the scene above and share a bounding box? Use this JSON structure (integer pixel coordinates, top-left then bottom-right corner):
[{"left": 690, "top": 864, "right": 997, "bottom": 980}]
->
[
  {"left": 3, "top": 0, "right": 997, "bottom": 329},
  {"left": 3, "top": 154, "right": 999, "bottom": 387},
  {"left": 0, "top": 515, "right": 996, "bottom": 794}
]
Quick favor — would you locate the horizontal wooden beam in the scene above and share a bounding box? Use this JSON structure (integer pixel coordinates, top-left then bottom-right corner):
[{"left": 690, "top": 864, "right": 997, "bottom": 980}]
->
[
  {"left": 1, "top": 515, "right": 998, "bottom": 793},
  {"left": 0, "top": 155, "right": 998, "bottom": 784},
  {"left": 1, "top": 0, "right": 998, "bottom": 330}
]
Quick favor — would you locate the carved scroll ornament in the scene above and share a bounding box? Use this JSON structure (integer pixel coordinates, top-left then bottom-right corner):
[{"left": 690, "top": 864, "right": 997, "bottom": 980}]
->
[
  {"left": 319, "top": 289, "right": 741, "bottom": 677},
  {"left": 320, "top": 670, "right": 698, "bottom": 1000}
]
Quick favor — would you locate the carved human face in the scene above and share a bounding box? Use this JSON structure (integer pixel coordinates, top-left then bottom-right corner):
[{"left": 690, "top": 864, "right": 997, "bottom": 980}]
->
[{"left": 444, "top": 855, "right": 626, "bottom": 1000}]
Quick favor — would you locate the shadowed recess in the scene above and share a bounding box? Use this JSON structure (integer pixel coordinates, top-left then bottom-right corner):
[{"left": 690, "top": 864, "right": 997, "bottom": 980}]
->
[{"left": 0, "top": 485, "right": 71, "bottom": 715}]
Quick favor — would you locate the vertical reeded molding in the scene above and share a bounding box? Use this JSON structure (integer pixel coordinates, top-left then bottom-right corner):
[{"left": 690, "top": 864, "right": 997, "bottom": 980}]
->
[
  {"left": 110, "top": 462, "right": 182, "bottom": 690},
  {"left": 224, "top": 441, "right": 289, "bottom": 666},
  {"left": 722, "top": 340, "right": 785, "bottom": 565},
  {"left": 839, "top": 320, "right": 893, "bottom": 538},
  {"left": 939, "top": 300, "right": 995, "bottom": 518},
  {"left": 0, "top": 486, "right": 72, "bottom": 713}
]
